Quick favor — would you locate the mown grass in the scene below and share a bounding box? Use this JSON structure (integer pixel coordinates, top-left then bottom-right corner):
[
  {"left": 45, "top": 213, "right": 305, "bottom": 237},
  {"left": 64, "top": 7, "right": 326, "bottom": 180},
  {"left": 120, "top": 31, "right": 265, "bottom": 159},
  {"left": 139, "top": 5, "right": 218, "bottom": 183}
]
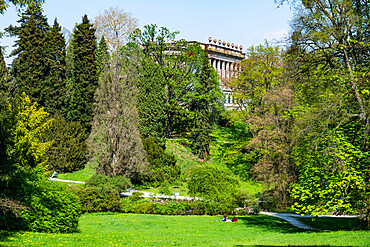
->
[
  {"left": 57, "top": 166, "right": 95, "bottom": 182},
  {"left": 297, "top": 216, "right": 370, "bottom": 231},
  {"left": 1, "top": 213, "right": 369, "bottom": 247}
]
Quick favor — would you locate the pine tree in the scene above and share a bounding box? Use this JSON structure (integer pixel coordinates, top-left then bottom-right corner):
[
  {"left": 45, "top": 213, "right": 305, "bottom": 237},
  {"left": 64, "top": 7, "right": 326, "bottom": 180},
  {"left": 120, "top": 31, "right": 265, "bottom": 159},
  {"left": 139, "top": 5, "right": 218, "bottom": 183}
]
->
[
  {"left": 66, "top": 15, "right": 98, "bottom": 133},
  {"left": 44, "top": 19, "right": 67, "bottom": 115},
  {"left": 7, "top": 4, "right": 50, "bottom": 105},
  {"left": 136, "top": 58, "right": 167, "bottom": 148},
  {"left": 96, "top": 36, "right": 110, "bottom": 75}
]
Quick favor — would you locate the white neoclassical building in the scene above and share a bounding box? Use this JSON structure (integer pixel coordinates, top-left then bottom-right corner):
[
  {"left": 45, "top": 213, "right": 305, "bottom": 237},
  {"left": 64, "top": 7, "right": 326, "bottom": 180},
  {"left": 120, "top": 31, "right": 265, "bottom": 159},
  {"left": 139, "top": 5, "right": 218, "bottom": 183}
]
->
[{"left": 189, "top": 37, "right": 245, "bottom": 110}]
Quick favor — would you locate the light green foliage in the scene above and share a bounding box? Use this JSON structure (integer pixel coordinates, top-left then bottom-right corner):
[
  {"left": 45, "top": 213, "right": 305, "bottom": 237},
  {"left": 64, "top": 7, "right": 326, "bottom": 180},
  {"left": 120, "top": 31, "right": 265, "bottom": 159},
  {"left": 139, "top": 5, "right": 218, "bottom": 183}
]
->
[
  {"left": 188, "top": 164, "right": 239, "bottom": 202},
  {"left": 230, "top": 41, "right": 284, "bottom": 116},
  {"left": 212, "top": 122, "right": 257, "bottom": 180},
  {"left": 7, "top": 92, "right": 52, "bottom": 174},
  {"left": 286, "top": 0, "right": 370, "bottom": 218},
  {"left": 291, "top": 129, "right": 368, "bottom": 216},
  {"left": 18, "top": 181, "right": 81, "bottom": 233}
]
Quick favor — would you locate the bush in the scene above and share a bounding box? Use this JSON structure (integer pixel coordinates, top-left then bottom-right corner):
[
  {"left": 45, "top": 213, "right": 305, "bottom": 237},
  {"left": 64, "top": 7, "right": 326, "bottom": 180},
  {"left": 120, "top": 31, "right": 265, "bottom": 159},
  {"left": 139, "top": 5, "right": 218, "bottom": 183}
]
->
[
  {"left": 86, "top": 173, "right": 131, "bottom": 194},
  {"left": 73, "top": 187, "right": 121, "bottom": 213},
  {"left": 1, "top": 181, "right": 81, "bottom": 233},
  {"left": 141, "top": 136, "right": 181, "bottom": 186},
  {"left": 42, "top": 114, "right": 87, "bottom": 173},
  {"left": 188, "top": 164, "right": 240, "bottom": 202},
  {"left": 74, "top": 173, "right": 130, "bottom": 213}
]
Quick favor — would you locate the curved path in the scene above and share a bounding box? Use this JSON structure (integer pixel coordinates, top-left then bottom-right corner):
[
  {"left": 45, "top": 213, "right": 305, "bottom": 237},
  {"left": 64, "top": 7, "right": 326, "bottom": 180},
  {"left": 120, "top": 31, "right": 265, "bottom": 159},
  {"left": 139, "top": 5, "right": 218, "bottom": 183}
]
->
[
  {"left": 260, "top": 211, "right": 320, "bottom": 231},
  {"left": 260, "top": 211, "right": 366, "bottom": 231}
]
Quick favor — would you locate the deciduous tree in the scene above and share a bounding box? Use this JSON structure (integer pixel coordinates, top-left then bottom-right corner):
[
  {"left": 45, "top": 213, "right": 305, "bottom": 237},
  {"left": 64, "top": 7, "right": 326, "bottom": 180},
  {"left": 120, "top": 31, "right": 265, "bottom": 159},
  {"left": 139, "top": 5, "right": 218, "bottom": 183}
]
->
[
  {"left": 88, "top": 49, "right": 148, "bottom": 179},
  {"left": 94, "top": 7, "right": 138, "bottom": 52}
]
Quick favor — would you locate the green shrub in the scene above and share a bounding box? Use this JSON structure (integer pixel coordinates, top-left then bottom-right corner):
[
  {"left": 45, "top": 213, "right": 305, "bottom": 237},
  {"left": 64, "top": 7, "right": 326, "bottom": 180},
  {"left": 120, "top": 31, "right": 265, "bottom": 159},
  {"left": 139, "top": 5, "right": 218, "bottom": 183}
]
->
[
  {"left": 86, "top": 173, "right": 131, "bottom": 194},
  {"left": 188, "top": 164, "right": 240, "bottom": 202},
  {"left": 158, "top": 184, "right": 171, "bottom": 195},
  {"left": 73, "top": 187, "right": 121, "bottom": 213},
  {"left": 0, "top": 181, "right": 81, "bottom": 233},
  {"left": 42, "top": 114, "right": 87, "bottom": 173},
  {"left": 141, "top": 136, "right": 181, "bottom": 186}
]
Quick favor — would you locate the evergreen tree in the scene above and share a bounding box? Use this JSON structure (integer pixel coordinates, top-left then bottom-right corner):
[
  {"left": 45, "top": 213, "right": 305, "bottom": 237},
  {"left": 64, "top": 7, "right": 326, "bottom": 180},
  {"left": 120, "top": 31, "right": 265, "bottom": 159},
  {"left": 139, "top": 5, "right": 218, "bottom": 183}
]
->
[
  {"left": 190, "top": 51, "right": 222, "bottom": 160},
  {"left": 96, "top": 36, "right": 110, "bottom": 75},
  {"left": 7, "top": 4, "right": 50, "bottom": 105},
  {"left": 136, "top": 58, "right": 167, "bottom": 148},
  {"left": 0, "top": 47, "right": 9, "bottom": 93},
  {"left": 44, "top": 19, "right": 67, "bottom": 115},
  {"left": 66, "top": 15, "right": 98, "bottom": 133}
]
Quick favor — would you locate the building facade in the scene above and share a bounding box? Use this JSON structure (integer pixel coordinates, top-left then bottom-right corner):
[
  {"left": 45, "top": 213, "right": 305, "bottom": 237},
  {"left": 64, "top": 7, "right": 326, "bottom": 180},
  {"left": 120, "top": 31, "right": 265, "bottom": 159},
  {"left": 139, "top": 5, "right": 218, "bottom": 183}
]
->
[{"left": 189, "top": 37, "right": 245, "bottom": 110}]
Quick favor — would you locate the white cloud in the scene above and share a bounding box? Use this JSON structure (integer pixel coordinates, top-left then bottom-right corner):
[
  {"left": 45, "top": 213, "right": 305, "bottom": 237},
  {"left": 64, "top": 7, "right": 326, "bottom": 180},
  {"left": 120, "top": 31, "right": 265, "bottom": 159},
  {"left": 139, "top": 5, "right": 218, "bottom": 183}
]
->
[{"left": 264, "top": 29, "right": 289, "bottom": 42}]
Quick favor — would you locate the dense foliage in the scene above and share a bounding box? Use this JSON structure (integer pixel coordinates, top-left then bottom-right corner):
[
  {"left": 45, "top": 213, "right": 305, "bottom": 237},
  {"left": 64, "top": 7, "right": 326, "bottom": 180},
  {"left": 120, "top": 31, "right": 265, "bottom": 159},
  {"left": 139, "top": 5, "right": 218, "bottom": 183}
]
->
[
  {"left": 66, "top": 15, "right": 98, "bottom": 134},
  {"left": 0, "top": 93, "right": 81, "bottom": 233},
  {"left": 42, "top": 114, "right": 86, "bottom": 173},
  {"left": 188, "top": 164, "right": 240, "bottom": 202}
]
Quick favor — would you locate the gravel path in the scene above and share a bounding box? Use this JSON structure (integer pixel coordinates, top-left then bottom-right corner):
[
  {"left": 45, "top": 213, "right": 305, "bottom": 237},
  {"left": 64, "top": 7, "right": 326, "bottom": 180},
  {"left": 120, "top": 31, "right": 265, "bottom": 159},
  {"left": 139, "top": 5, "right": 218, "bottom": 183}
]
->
[
  {"left": 48, "top": 178, "right": 85, "bottom": 184},
  {"left": 260, "top": 211, "right": 320, "bottom": 231}
]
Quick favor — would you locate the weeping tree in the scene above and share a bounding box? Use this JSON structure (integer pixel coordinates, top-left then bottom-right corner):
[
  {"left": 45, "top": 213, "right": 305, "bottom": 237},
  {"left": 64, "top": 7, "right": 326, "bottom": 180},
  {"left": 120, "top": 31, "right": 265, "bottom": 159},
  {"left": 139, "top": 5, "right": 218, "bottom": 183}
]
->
[{"left": 88, "top": 48, "right": 148, "bottom": 179}]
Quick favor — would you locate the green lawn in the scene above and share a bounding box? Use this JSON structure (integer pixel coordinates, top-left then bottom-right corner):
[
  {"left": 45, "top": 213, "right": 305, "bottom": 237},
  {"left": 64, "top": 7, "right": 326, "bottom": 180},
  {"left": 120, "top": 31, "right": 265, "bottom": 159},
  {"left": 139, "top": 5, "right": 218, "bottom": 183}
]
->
[
  {"left": 297, "top": 216, "right": 369, "bottom": 231},
  {"left": 1, "top": 213, "right": 369, "bottom": 246}
]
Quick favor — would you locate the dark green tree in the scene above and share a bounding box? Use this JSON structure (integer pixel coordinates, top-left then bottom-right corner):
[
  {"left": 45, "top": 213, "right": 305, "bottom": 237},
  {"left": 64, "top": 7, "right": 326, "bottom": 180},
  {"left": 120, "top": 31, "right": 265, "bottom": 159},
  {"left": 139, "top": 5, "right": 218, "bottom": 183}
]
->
[
  {"left": 131, "top": 25, "right": 212, "bottom": 137},
  {"left": 190, "top": 49, "right": 222, "bottom": 160},
  {"left": 0, "top": 47, "right": 9, "bottom": 93},
  {"left": 136, "top": 58, "right": 167, "bottom": 148},
  {"left": 7, "top": 4, "right": 50, "bottom": 105},
  {"left": 44, "top": 19, "right": 67, "bottom": 115},
  {"left": 42, "top": 114, "right": 86, "bottom": 173},
  {"left": 0, "top": 0, "right": 44, "bottom": 14},
  {"left": 96, "top": 36, "right": 110, "bottom": 74},
  {"left": 66, "top": 15, "right": 98, "bottom": 133}
]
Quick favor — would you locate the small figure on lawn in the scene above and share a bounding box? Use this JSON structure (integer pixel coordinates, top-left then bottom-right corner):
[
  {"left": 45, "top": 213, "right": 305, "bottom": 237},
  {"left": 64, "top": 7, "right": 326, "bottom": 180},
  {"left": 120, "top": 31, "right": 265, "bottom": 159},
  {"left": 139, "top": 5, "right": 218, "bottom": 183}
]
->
[
  {"left": 222, "top": 216, "right": 232, "bottom": 222},
  {"left": 231, "top": 216, "right": 238, "bottom": 222},
  {"left": 51, "top": 171, "right": 58, "bottom": 178}
]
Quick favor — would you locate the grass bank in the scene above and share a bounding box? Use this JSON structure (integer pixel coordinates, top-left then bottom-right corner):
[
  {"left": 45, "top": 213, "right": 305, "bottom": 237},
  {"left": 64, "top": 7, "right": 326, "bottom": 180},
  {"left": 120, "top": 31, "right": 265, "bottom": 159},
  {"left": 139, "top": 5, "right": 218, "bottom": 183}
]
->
[{"left": 1, "top": 213, "right": 369, "bottom": 246}]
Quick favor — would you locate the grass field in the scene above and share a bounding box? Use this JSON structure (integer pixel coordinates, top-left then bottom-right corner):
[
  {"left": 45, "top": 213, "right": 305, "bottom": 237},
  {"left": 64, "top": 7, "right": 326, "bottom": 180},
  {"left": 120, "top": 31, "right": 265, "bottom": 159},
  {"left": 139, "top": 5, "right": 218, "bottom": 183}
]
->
[{"left": 1, "top": 213, "right": 369, "bottom": 247}]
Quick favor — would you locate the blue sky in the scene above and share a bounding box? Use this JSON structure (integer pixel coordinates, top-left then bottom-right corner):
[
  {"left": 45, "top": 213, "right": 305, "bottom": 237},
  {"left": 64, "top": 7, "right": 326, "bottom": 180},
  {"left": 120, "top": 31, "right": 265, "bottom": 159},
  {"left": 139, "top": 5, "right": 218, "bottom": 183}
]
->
[{"left": 0, "top": 0, "right": 294, "bottom": 65}]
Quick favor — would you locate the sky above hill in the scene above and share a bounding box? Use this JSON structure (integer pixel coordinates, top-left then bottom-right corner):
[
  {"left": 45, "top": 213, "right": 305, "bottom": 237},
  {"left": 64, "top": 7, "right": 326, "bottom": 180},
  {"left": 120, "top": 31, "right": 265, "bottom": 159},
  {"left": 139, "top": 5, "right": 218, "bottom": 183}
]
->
[{"left": 0, "top": 0, "right": 294, "bottom": 65}]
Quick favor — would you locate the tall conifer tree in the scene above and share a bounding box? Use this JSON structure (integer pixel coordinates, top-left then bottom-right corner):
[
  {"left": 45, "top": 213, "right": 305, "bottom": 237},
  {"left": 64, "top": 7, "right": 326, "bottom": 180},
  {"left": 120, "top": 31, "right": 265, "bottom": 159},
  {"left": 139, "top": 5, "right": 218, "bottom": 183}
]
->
[
  {"left": 191, "top": 51, "right": 221, "bottom": 160},
  {"left": 136, "top": 58, "right": 167, "bottom": 148},
  {"left": 7, "top": 4, "right": 50, "bottom": 104},
  {"left": 0, "top": 47, "right": 8, "bottom": 92},
  {"left": 66, "top": 15, "right": 98, "bottom": 133},
  {"left": 44, "top": 19, "right": 67, "bottom": 115},
  {"left": 96, "top": 36, "right": 110, "bottom": 75}
]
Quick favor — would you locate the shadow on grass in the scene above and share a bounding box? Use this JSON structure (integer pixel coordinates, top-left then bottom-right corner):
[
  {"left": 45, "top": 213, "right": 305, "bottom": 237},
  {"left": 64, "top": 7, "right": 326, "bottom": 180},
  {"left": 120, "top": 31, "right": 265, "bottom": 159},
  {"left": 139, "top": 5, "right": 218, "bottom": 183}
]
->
[
  {"left": 0, "top": 230, "right": 18, "bottom": 244},
  {"left": 235, "top": 245, "right": 355, "bottom": 247},
  {"left": 237, "top": 215, "right": 312, "bottom": 234}
]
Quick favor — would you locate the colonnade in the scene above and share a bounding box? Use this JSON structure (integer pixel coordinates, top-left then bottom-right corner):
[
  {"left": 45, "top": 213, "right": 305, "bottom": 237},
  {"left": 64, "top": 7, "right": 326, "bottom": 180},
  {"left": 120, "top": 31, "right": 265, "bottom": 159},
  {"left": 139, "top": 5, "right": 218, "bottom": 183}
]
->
[{"left": 209, "top": 58, "right": 240, "bottom": 79}]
